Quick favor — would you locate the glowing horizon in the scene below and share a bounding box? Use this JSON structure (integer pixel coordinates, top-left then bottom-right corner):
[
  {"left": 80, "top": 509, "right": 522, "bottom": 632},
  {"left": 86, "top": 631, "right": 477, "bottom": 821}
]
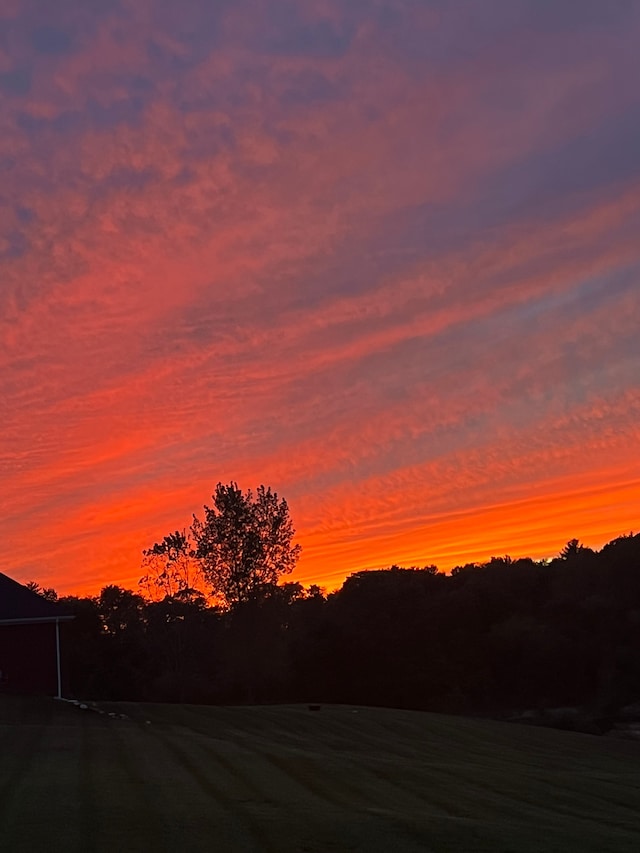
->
[{"left": 1, "top": 1, "right": 639, "bottom": 598}]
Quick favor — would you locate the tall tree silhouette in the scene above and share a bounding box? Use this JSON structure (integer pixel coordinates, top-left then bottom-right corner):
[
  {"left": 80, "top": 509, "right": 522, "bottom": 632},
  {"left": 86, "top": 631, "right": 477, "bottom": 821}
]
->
[{"left": 191, "top": 482, "right": 301, "bottom": 608}]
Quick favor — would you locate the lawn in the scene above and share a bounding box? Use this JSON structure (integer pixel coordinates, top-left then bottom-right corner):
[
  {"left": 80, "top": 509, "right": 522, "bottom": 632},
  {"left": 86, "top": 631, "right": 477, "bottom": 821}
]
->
[{"left": 1, "top": 696, "right": 639, "bottom": 852}]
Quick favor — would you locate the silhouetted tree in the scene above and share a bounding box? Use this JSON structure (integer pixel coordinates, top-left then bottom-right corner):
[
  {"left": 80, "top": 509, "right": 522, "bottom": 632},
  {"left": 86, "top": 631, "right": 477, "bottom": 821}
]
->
[
  {"left": 140, "top": 529, "right": 205, "bottom": 601},
  {"left": 98, "top": 586, "right": 146, "bottom": 638},
  {"left": 25, "top": 581, "right": 58, "bottom": 601},
  {"left": 93, "top": 586, "right": 151, "bottom": 698},
  {"left": 559, "top": 538, "right": 585, "bottom": 560},
  {"left": 191, "top": 482, "right": 301, "bottom": 608}
]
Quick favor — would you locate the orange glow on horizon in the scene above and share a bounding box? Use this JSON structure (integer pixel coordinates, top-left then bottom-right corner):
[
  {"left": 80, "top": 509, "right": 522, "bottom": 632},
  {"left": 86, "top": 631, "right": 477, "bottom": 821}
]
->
[{"left": 14, "top": 473, "right": 638, "bottom": 599}]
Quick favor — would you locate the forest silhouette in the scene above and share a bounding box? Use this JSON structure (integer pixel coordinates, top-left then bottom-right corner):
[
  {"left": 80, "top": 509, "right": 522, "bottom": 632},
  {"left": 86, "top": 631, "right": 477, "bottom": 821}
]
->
[{"left": 31, "top": 484, "right": 640, "bottom": 732}]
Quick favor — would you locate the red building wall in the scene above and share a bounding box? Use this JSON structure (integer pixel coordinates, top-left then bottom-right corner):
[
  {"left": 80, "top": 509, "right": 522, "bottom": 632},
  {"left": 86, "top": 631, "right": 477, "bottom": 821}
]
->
[{"left": 0, "top": 622, "right": 70, "bottom": 696}]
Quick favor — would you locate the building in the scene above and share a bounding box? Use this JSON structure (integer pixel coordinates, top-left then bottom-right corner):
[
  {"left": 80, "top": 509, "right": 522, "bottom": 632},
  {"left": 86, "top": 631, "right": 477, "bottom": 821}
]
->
[{"left": 0, "top": 573, "right": 74, "bottom": 697}]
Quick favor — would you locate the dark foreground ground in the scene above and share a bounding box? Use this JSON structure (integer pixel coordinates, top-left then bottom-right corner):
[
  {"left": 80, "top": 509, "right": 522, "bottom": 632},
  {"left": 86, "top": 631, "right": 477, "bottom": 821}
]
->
[{"left": 1, "top": 696, "right": 639, "bottom": 852}]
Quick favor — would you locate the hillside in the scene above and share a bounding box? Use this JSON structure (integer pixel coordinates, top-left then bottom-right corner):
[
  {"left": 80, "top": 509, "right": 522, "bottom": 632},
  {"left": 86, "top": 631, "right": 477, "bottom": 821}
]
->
[{"left": 1, "top": 697, "right": 639, "bottom": 852}]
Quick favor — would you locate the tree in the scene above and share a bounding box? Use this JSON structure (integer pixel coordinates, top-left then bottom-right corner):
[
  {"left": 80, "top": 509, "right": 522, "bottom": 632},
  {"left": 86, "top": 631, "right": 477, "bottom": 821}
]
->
[
  {"left": 98, "top": 585, "right": 146, "bottom": 638},
  {"left": 95, "top": 586, "right": 151, "bottom": 699},
  {"left": 559, "top": 538, "right": 585, "bottom": 560},
  {"left": 25, "top": 581, "right": 58, "bottom": 601},
  {"left": 140, "top": 529, "right": 205, "bottom": 601},
  {"left": 191, "top": 482, "right": 301, "bottom": 608}
]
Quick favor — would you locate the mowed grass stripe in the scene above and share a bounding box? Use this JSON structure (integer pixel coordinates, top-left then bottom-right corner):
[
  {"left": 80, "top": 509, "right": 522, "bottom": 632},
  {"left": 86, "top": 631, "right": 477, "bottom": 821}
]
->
[
  {"left": 169, "top": 729, "right": 450, "bottom": 853},
  {"left": 185, "top": 705, "right": 640, "bottom": 821},
  {"left": 80, "top": 717, "right": 194, "bottom": 852},
  {"left": 371, "top": 752, "right": 636, "bottom": 844},
  {"left": 117, "top": 718, "right": 284, "bottom": 853},
  {"left": 124, "top": 705, "right": 504, "bottom": 851},
  {"left": 149, "top": 704, "right": 404, "bottom": 812},
  {"left": 0, "top": 722, "right": 47, "bottom": 827},
  {"left": 3, "top": 698, "right": 640, "bottom": 852},
  {"left": 365, "top": 718, "right": 640, "bottom": 846},
  {"left": 168, "top": 705, "right": 445, "bottom": 817},
  {"left": 2, "top": 720, "right": 87, "bottom": 852},
  {"left": 121, "top": 702, "right": 640, "bottom": 849},
  {"left": 140, "top": 718, "right": 287, "bottom": 853},
  {"left": 134, "top": 704, "right": 637, "bottom": 852}
]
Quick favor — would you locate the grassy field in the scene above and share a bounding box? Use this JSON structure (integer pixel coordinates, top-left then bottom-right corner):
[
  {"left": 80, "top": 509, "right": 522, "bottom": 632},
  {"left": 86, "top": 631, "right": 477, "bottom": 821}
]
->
[{"left": 1, "top": 697, "right": 639, "bottom": 852}]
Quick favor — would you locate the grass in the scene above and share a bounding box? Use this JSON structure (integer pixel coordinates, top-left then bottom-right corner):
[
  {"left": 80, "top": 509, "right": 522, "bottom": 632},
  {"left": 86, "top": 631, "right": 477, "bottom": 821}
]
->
[{"left": 1, "top": 696, "right": 639, "bottom": 852}]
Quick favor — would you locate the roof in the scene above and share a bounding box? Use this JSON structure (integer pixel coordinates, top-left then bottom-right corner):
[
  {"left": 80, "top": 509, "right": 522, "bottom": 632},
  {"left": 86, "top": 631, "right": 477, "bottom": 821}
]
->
[{"left": 0, "top": 573, "right": 74, "bottom": 625}]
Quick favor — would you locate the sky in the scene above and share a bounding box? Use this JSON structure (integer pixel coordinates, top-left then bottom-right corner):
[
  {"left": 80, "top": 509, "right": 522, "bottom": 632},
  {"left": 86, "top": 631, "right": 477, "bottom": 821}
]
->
[{"left": 1, "top": 0, "right": 639, "bottom": 597}]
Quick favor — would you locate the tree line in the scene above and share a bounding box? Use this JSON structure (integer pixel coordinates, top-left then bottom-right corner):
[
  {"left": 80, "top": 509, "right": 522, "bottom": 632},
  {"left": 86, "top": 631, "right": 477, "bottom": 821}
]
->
[{"left": 33, "top": 483, "right": 640, "bottom": 724}]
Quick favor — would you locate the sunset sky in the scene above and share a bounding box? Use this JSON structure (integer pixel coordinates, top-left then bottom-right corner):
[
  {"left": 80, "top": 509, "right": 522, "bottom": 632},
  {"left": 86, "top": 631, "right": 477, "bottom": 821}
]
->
[{"left": 1, "top": 0, "right": 639, "bottom": 597}]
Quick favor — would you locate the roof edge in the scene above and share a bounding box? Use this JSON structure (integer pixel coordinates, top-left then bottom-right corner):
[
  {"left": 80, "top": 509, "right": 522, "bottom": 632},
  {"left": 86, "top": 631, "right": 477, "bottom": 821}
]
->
[{"left": 0, "top": 615, "right": 75, "bottom": 626}]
